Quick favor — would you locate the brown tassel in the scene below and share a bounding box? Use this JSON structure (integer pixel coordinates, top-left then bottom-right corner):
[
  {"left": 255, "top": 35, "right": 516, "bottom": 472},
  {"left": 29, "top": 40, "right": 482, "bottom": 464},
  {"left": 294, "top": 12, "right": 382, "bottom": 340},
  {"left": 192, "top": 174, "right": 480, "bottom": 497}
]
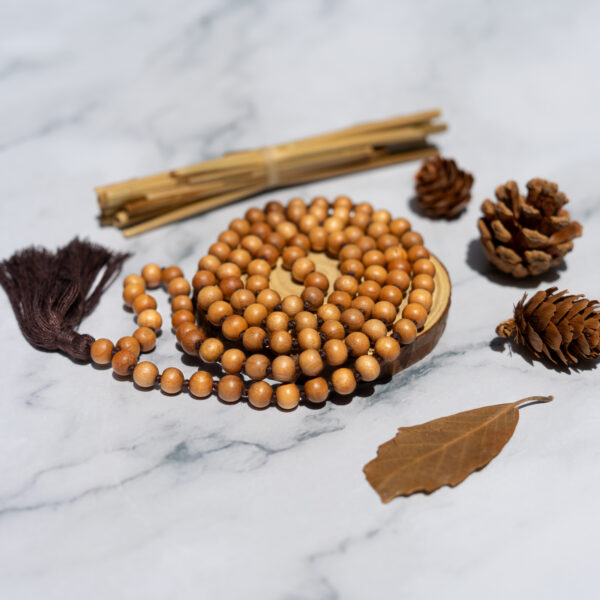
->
[{"left": 0, "top": 238, "right": 130, "bottom": 361}]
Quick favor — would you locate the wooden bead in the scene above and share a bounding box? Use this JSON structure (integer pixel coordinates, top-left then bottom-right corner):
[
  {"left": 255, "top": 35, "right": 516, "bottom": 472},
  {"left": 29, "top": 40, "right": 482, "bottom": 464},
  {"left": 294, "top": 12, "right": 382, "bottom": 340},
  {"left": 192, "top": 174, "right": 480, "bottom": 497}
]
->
[
  {"left": 362, "top": 318, "right": 388, "bottom": 342},
  {"left": 292, "top": 257, "right": 315, "bottom": 283},
  {"left": 251, "top": 221, "right": 271, "bottom": 240},
  {"left": 331, "top": 368, "right": 356, "bottom": 395},
  {"left": 340, "top": 259, "right": 364, "bottom": 279},
  {"left": 320, "top": 319, "right": 346, "bottom": 340},
  {"left": 323, "top": 216, "right": 344, "bottom": 233},
  {"left": 221, "top": 348, "right": 246, "bottom": 374},
  {"left": 402, "top": 303, "right": 428, "bottom": 328},
  {"left": 199, "top": 338, "right": 225, "bottom": 363},
  {"left": 386, "top": 269, "right": 410, "bottom": 291},
  {"left": 334, "top": 275, "right": 359, "bottom": 296},
  {"left": 266, "top": 200, "right": 284, "bottom": 213},
  {"left": 246, "top": 207, "right": 265, "bottom": 223},
  {"left": 133, "top": 327, "right": 156, "bottom": 352},
  {"left": 197, "top": 285, "right": 223, "bottom": 310},
  {"left": 384, "top": 246, "right": 407, "bottom": 263},
  {"left": 372, "top": 209, "right": 391, "bottom": 224},
  {"left": 141, "top": 264, "right": 162, "bottom": 288},
  {"left": 209, "top": 241, "right": 231, "bottom": 262},
  {"left": 90, "top": 338, "right": 114, "bottom": 364},
  {"left": 345, "top": 331, "right": 370, "bottom": 357},
  {"left": 357, "top": 280, "right": 381, "bottom": 301},
  {"left": 304, "top": 377, "right": 329, "bottom": 404},
  {"left": 244, "top": 303, "right": 268, "bottom": 326},
  {"left": 256, "top": 244, "right": 279, "bottom": 266},
  {"left": 311, "top": 196, "right": 329, "bottom": 208},
  {"left": 281, "top": 295, "right": 304, "bottom": 317},
  {"left": 341, "top": 308, "right": 365, "bottom": 331},
  {"left": 387, "top": 258, "right": 411, "bottom": 273},
  {"left": 230, "top": 289, "right": 255, "bottom": 312},
  {"left": 401, "top": 231, "right": 424, "bottom": 249},
  {"left": 352, "top": 295, "right": 375, "bottom": 318},
  {"left": 176, "top": 322, "right": 197, "bottom": 343},
  {"left": 247, "top": 258, "right": 272, "bottom": 278},
  {"left": 111, "top": 350, "right": 137, "bottom": 376},
  {"left": 328, "top": 291, "right": 352, "bottom": 311},
  {"left": 409, "top": 288, "right": 432, "bottom": 311},
  {"left": 271, "top": 355, "right": 297, "bottom": 382},
  {"left": 222, "top": 315, "right": 248, "bottom": 340},
  {"left": 344, "top": 226, "right": 364, "bottom": 243},
  {"left": 216, "top": 262, "right": 242, "bottom": 281},
  {"left": 276, "top": 221, "right": 298, "bottom": 241},
  {"left": 167, "top": 277, "right": 191, "bottom": 298},
  {"left": 407, "top": 245, "right": 430, "bottom": 263},
  {"left": 161, "top": 266, "right": 184, "bottom": 284},
  {"left": 351, "top": 211, "right": 371, "bottom": 229},
  {"left": 218, "top": 375, "right": 243, "bottom": 403},
  {"left": 276, "top": 383, "right": 300, "bottom": 410},
  {"left": 270, "top": 330, "right": 293, "bottom": 354},
  {"left": 218, "top": 229, "right": 240, "bottom": 248},
  {"left": 138, "top": 309, "right": 162, "bottom": 331},
  {"left": 266, "top": 211, "right": 286, "bottom": 229},
  {"left": 289, "top": 233, "right": 311, "bottom": 252},
  {"left": 298, "top": 349, "right": 324, "bottom": 376},
  {"left": 364, "top": 265, "right": 387, "bottom": 285},
  {"left": 413, "top": 258, "right": 436, "bottom": 277},
  {"left": 327, "top": 231, "right": 347, "bottom": 255},
  {"left": 390, "top": 218, "right": 411, "bottom": 237},
  {"left": 379, "top": 285, "right": 403, "bottom": 306},
  {"left": 124, "top": 274, "right": 145, "bottom": 289},
  {"left": 362, "top": 249, "right": 386, "bottom": 267},
  {"left": 393, "top": 318, "right": 418, "bottom": 344},
  {"left": 117, "top": 336, "right": 140, "bottom": 358},
  {"left": 230, "top": 218, "right": 251, "bottom": 236},
  {"left": 334, "top": 195, "right": 353, "bottom": 210},
  {"left": 301, "top": 286, "right": 324, "bottom": 309},
  {"left": 308, "top": 227, "right": 328, "bottom": 251},
  {"left": 181, "top": 328, "right": 205, "bottom": 356},
  {"left": 189, "top": 371, "right": 213, "bottom": 398},
  {"left": 229, "top": 249, "right": 252, "bottom": 270},
  {"left": 317, "top": 303, "right": 341, "bottom": 322},
  {"left": 171, "top": 294, "right": 193, "bottom": 313},
  {"left": 219, "top": 276, "right": 243, "bottom": 299},
  {"left": 367, "top": 221, "right": 389, "bottom": 239},
  {"left": 242, "top": 326, "right": 267, "bottom": 351},
  {"left": 412, "top": 273, "right": 435, "bottom": 292},
  {"left": 159, "top": 367, "right": 184, "bottom": 394},
  {"left": 282, "top": 246, "right": 306, "bottom": 270},
  {"left": 244, "top": 354, "right": 270, "bottom": 380},
  {"left": 248, "top": 381, "right": 273, "bottom": 409},
  {"left": 207, "top": 300, "right": 233, "bottom": 325},
  {"left": 305, "top": 272, "right": 330, "bottom": 292},
  {"left": 133, "top": 361, "right": 158, "bottom": 388},
  {"left": 372, "top": 301, "right": 397, "bottom": 324},
  {"left": 266, "top": 311, "right": 289, "bottom": 332},
  {"left": 355, "top": 355, "right": 380, "bottom": 382},
  {"left": 256, "top": 289, "right": 281, "bottom": 311},
  {"left": 123, "top": 283, "right": 145, "bottom": 307},
  {"left": 240, "top": 234, "right": 263, "bottom": 255},
  {"left": 299, "top": 214, "right": 318, "bottom": 234},
  {"left": 374, "top": 336, "right": 401, "bottom": 361},
  {"left": 377, "top": 233, "right": 399, "bottom": 252},
  {"left": 298, "top": 328, "right": 321, "bottom": 350},
  {"left": 172, "top": 309, "right": 195, "bottom": 329},
  {"left": 265, "top": 232, "right": 286, "bottom": 250},
  {"left": 294, "top": 311, "right": 318, "bottom": 331},
  {"left": 324, "top": 339, "right": 348, "bottom": 366}
]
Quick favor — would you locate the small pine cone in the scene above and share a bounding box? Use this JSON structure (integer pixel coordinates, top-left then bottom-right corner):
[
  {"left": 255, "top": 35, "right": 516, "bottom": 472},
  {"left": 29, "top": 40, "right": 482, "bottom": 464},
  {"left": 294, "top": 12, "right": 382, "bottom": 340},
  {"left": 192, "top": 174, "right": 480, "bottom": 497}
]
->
[
  {"left": 497, "top": 287, "right": 600, "bottom": 367},
  {"left": 415, "top": 156, "right": 474, "bottom": 218},
  {"left": 478, "top": 178, "right": 583, "bottom": 278}
]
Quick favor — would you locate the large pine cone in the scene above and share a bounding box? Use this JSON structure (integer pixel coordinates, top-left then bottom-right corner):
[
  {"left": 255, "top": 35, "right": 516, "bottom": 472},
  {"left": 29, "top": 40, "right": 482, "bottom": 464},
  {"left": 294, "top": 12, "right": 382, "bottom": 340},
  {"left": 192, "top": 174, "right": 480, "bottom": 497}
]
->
[
  {"left": 415, "top": 156, "right": 473, "bottom": 218},
  {"left": 497, "top": 287, "right": 600, "bottom": 367},
  {"left": 478, "top": 178, "right": 582, "bottom": 278}
]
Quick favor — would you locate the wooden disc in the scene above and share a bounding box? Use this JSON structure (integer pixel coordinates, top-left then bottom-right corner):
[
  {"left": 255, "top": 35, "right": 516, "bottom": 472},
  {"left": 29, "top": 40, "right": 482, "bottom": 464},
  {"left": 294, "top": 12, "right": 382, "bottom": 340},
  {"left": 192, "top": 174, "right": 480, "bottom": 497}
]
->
[{"left": 269, "top": 252, "right": 451, "bottom": 378}]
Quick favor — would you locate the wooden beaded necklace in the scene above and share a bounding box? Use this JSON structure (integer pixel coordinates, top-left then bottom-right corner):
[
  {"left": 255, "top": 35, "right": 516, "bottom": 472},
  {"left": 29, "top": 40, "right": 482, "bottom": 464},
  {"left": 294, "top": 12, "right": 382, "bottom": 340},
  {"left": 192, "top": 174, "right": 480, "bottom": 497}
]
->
[{"left": 89, "top": 196, "right": 442, "bottom": 410}]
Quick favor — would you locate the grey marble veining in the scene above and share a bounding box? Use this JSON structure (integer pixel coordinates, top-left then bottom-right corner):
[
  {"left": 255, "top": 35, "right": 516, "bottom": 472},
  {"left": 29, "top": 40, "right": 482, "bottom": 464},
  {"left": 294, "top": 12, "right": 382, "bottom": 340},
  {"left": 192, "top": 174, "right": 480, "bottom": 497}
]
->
[{"left": 1, "top": 1, "right": 600, "bottom": 598}]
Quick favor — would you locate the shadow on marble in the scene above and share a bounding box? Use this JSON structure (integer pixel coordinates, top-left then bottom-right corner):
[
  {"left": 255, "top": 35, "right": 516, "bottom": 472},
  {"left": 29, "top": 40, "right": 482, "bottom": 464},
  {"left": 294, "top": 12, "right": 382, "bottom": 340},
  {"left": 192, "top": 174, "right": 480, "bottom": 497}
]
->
[{"left": 466, "top": 239, "right": 565, "bottom": 289}]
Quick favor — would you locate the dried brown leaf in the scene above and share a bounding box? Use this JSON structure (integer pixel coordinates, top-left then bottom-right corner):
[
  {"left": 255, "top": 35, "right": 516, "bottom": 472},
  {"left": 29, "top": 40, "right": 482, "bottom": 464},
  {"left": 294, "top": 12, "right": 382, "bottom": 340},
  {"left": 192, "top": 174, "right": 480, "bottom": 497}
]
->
[{"left": 364, "top": 396, "right": 553, "bottom": 502}]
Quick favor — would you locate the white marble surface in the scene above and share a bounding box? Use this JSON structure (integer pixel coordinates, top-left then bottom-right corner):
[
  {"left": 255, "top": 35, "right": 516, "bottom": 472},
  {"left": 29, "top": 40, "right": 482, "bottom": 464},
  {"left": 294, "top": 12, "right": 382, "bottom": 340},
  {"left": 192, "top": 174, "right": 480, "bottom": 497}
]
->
[{"left": 1, "top": 1, "right": 600, "bottom": 598}]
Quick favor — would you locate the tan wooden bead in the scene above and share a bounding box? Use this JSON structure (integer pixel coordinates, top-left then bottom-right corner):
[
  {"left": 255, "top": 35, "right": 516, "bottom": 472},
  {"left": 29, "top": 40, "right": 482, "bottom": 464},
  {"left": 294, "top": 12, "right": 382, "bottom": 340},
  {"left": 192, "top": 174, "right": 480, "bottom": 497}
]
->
[
  {"left": 90, "top": 338, "right": 114, "bottom": 364},
  {"left": 270, "top": 330, "right": 293, "bottom": 354},
  {"left": 276, "top": 221, "right": 298, "bottom": 241},
  {"left": 351, "top": 211, "right": 371, "bottom": 229},
  {"left": 310, "top": 206, "right": 328, "bottom": 223},
  {"left": 304, "top": 377, "right": 329, "bottom": 404},
  {"left": 160, "top": 367, "right": 184, "bottom": 394},
  {"left": 133, "top": 327, "right": 157, "bottom": 353},
  {"left": 338, "top": 243, "right": 362, "bottom": 262},
  {"left": 266, "top": 211, "right": 286, "bottom": 229},
  {"left": 218, "top": 229, "right": 240, "bottom": 248},
  {"left": 199, "top": 338, "right": 225, "bottom": 363},
  {"left": 176, "top": 322, "right": 198, "bottom": 343},
  {"left": 266, "top": 311, "right": 289, "bottom": 332},
  {"left": 409, "top": 288, "right": 433, "bottom": 311},
  {"left": 221, "top": 348, "right": 246, "bottom": 374},
  {"left": 327, "top": 231, "right": 347, "bottom": 255},
  {"left": 298, "top": 349, "right": 324, "bottom": 377},
  {"left": 209, "top": 241, "right": 231, "bottom": 262},
  {"left": 230, "top": 218, "right": 251, "bottom": 236},
  {"left": 412, "top": 273, "right": 435, "bottom": 293},
  {"left": 407, "top": 245, "right": 430, "bottom": 263},
  {"left": 167, "top": 277, "right": 191, "bottom": 298},
  {"left": 133, "top": 361, "right": 158, "bottom": 388},
  {"left": 189, "top": 371, "right": 213, "bottom": 398},
  {"left": 341, "top": 308, "right": 365, "bottom": 332},
  {"left": 324, "top": 216, "right": 344, "bottom": 233},
  {"left": 111, "top": 350, "right": 137, "bottom": 376},
  {"left": 403, "top": 303, "right": 428, "bottom": 328},
  {"left": 247, "top": 258, "right": 272, "bottom": 278},
  {"left": 362, "top": 249, "right": 386, "bottom": 268},
  {"left": 216, "top": 262, "right": 242, "bottom": 281},
  {"left": 355, "top": 355, "right": 380, "bottom": 382},
  {"left": 282, "top": 246, "right": 306, "bottom": 270},
  {"left": 372, "top": 209, "right": 392, "bottom": 224},
  {"left": 340, "top": 259, "right": 365, "bottom": 279},
  {"left": 248, "top": 381, "right": 273, "bottom": 409},
  {"left": 328, "top": 291, "right": 352, "bottom": 311},
  {"left": 384, "top": 246, "right": 407, "bottom": 263},
  {"left": 197, "top": 285, "right": 223, "bottom": 310},
  {"left": 172, "top": 309, "right": 195, "bottom": 329},
  {"left": 362, "top": 318, "right": 388, "bottom": 342},
  {"left": 244, "top": 354, "right": 270, "bottom": 380},
  {"left": 256, "top": 289, "right": 281, "bottom": 311},
  {"left": 281, "top": 295, "right": 304, "bottom": 317},
  {"left": 276, "top": 383, "right": 300, "bottom": 410},
  {"left": 207, "top": 300, "right": 234, "bottom": 325},
  {"left": 390, "top": 218, "right": 411, "bottom": 237},
  {"left": 141, "top": 264, "right": 162, "bottom": 288},
  {"left": 251, "top": 221, "right": 271, "bottom": 240},
  {"left": 246, "top": 207, "right": 266, "bottom": 223},
  {"left": 117, "top": 336, "right": 141, "bottom": 358},
  {"left": 298, "top": 328, "right": 321, "bottom": 350},
  {"left": 352, "top": 295, "right": 375, "bottom": 318},
  {"left": 181, "top": 328, "right": 206, "bottom": 356},
  {"left": 377, "top": 233, "right": 399, "bottom": 252},
  {"left": 124, "top": 274, "right": 145, "bottom": 289},
  {"left": 240, "top": 234, "right": 263, "bottom": 256},
  {"left": 334, "top": 275, "right": 359, "bottom": 296},
  {"left": 320, "top": 319, "right": 346, "bottom": 340},
  {"left": 367, "top": 221, "right": 389, "bottom": 240},
  {"left": 311, "top": 196, "right": 329, "bottom": 208},
  {"left": 299, "top": 213, "right": 318, "bottom": 234},
  {"left": 244, "top": 303, "right": 268, "bottom": 327},
  {"left": 363, "top": 265, "right": 387, "bottom": 286},
  {"left": 345, "top": 331, "right": 370, "bottom": 357},
  {"left": 219, "top": 276, "right": 244, "bottom": 299},
  {"left": 222, "top": 315, "right": 248, "bottom": 340},
  {"left": 161, "top": 266, "right": 184, "bottom": 284},
  {"left": 308, "top": 227, "right": 328, "bottom": 251},
  {"left": 317, "top": 303, "right": 341, "bottom": 322},
  {"left": 331, "top": 368, "right": 356, "bottom": 395},
  {"left": 266, "top": 200, "right": 284, "bottom": 213},
  {"left": 218, "top": 375, "right": 243, "bottom": 403},
  {"left": 138, "top": 309, "right": 162, "bottom": 331},
  {"left": 344, "top": 225, "right": 364, "bottom": 243},
  {"left": 301, "top": 286, "right": 324, "bottom": 309},
  {"left": 271, "top": 355, "right": 297, "bottom": 382},
  {"left": 289, "top": 233, "right": 311, "bottom": 252},
  {"left": 379, "top": 285, "right": 403, "bottom": 306},
  {"left": 412, "top": 258, "right": 436, "bottom": 277},
  {"left": 357, "top": 280, "right": 381, "bottom": 301},
  {"left": 393, "top": 318, "right": 418, "bottom": 344},
  {"left": 374, "top": 336, "right": 401, "bottom": 361},
  {"left": 171, "top": 294, "right": 193, "bottom": 313},
  {"left": 401, "top": 231, "right": 424, "bottom": 249},
  {"left": 242, "top": 327, "right": 267, "bottom": 351},
  {"left": 388, "top": 257, "right": 411, "bottom": 273},
  {"left": 123, "top": 283, "right": 145, "bottom": 307},
  {"left": 229, "top": 249, "right": 252, "bottom": 270},
  {"left": 295, "top": 311, "right": 318, "bottom": 331},
  {"left": 198, "top": 255, "right": 221, "bottom": 274},
  {"left": 230, "top": 289, "right": 255, "bottom": 312},
  {"left": 372, "top": 301, "right": 397, "bottom": 324},
  {"left": 292, "top": 257, "right": 315, "bottom": 283},
  {"left": 265, "top": 231, "right": 286, "bottom": 250},
  {"left": 257, "top": 243, "right": 279, "bottom": 266},
  {"left": 386, "top": 269, "right": 411, "bottom": 291},
  {"left": 334, "top": 195, "right": 353, "bottom": 210},
  {"left": 324, "top": 339, "right": 348, "bottom": 366}
]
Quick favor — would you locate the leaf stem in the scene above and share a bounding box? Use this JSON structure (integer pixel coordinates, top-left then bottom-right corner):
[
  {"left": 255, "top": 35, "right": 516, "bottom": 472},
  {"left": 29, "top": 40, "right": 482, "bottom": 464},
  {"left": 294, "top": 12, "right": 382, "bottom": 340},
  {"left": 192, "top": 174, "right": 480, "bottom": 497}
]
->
[{"left": 515, "top": 395, "right": 554, "bottom": 408}]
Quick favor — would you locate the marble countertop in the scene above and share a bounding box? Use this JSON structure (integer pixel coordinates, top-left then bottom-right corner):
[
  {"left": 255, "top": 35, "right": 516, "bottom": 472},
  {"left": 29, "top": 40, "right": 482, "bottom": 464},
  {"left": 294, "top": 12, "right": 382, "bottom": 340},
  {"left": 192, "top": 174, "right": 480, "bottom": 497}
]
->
[{"left": 1, "top": 1, "right": 599, "bottom": 598}]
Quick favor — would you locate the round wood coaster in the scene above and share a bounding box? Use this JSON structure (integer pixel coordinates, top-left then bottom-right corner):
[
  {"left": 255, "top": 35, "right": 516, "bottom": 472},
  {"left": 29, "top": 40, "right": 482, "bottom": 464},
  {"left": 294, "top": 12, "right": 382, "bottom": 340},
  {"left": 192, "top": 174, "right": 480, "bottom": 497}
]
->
[{"left": 270, "top": 252, "right": 451, "bottom": 378}]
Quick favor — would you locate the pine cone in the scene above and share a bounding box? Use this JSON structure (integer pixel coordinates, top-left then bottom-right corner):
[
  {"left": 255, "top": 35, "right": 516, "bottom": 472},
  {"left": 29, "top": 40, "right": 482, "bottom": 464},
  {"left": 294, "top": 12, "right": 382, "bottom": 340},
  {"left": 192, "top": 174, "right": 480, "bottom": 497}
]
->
[
  {"left": 478, "top": 178, "right": 582, "bottom": 278},
  {"left": 497, "top": 287, "right": 600, "bottom": 367},
  {"left": 415, "top": 156, "right": 473, "bottom": 218}
]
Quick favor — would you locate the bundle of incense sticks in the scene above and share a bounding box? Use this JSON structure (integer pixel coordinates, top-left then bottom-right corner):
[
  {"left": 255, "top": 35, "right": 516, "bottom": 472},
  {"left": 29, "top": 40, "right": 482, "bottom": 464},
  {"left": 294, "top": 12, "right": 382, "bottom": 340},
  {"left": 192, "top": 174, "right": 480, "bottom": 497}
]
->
[{"left": 96, "top": 109, "right": 446, "bottom": 237}]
